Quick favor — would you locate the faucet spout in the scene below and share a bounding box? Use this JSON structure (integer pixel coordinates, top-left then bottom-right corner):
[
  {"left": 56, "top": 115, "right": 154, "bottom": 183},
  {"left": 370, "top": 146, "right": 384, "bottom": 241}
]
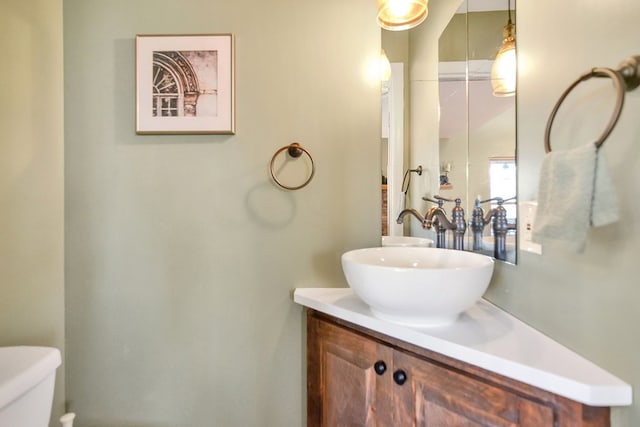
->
[
  {"left": 396, "top": 208, "right": 425, "bottom": 225},
  {"left": 424, "top": 208, "right": 455, "bottom": 230},
  {"left": 397, "top": 195, "right": 467, "bottom": 250},
  {"left": 483, "top": 208, "right": 498, "bottom": 225}
]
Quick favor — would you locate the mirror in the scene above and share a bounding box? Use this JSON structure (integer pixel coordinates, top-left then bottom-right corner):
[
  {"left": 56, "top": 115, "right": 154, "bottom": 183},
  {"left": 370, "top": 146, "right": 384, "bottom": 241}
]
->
[{"left": 381, "top": 0, "right": 517, "bottom": 263}]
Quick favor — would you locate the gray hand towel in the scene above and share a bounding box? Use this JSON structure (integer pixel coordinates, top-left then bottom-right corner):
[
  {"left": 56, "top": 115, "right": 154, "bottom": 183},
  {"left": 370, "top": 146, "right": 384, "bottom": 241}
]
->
[{"left": 532, "top": 143, "right": 619, "bottom": 252}]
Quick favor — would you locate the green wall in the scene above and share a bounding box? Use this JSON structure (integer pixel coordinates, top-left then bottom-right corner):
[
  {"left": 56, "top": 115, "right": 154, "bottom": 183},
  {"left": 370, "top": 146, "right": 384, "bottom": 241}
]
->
[
  {"left": 439, "top": 11, "right": 515, "bottom": 62},
  {"left": 63, "top": 0, "right": 379, "bottom": 425},
  {"left": 3, "top": 0, "right": 639, "bottom": 426},
  {"left": 0, "top": 0, "right": 65, "bottom": 423},
  {"left": 488, "top": 1, "right": 640, "bottom": 425}
]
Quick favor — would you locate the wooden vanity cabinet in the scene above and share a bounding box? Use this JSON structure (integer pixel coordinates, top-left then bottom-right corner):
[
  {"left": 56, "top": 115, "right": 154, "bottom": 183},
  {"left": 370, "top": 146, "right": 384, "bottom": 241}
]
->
[{"left": 307, "top": 310, "right": 610, "bottom": 427}]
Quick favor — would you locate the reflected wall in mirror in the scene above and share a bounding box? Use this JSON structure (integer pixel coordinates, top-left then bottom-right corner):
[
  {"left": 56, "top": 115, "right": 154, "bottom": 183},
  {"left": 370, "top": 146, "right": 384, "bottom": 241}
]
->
[{"left": 381, "top": 0, "right": 517, "bottom": 263}]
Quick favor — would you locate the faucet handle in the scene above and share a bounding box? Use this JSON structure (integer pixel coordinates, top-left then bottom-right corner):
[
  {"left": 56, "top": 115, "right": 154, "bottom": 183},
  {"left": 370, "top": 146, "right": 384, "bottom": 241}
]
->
[
  {"left": 476, "top": 197, "right": 494, "bottom": 205},
  {"left": 476, "top": 196, "right": 516, "bottom": 206},
  {"left": 435, "top": 195, "right": 464, "bottom": 206},
  {"left": 434, "top": 195, "right": 454, "bottom": 203},
  {"left": 422, "top": 196, "right": 445, "bottom": 207},
  {"left": 441, "top": 196, "right": 464, "bottom": 214},
  {"left": 424, "top": 195, "right": 462, "bottom": 206},
  {"left": 493, "top": 196, "right": 516, "bottom": 206}
]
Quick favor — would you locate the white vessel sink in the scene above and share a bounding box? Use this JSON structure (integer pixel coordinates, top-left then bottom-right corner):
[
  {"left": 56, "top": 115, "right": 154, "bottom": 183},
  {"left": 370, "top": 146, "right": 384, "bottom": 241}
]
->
[
  {"left": 341, "top": 247, "right": 494, "bottom": 327},
  {"left": 381, "top": 236, "right": 434, "bottom": 247}
]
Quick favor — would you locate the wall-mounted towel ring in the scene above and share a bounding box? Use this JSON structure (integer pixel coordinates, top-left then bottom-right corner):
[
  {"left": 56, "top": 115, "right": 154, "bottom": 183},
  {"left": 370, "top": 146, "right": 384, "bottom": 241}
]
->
[
  {"left": 544, "top": 55, "right": 640, "bottom": 153},
  {"left": 270, "top": 142, "right": 315, "bottom": 190}
]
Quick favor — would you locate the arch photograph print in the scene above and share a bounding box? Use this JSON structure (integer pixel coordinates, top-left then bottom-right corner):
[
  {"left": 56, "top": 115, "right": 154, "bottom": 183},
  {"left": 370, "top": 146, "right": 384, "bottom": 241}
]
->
[{"left": 136, "top": 34, "right": 235, "bottom": 134}]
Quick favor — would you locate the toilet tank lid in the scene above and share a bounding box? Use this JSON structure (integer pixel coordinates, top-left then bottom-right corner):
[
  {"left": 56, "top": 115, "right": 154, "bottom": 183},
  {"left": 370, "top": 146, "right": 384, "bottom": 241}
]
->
[{"left": 0, "top": 346, "right": 61, "bottom": 410}]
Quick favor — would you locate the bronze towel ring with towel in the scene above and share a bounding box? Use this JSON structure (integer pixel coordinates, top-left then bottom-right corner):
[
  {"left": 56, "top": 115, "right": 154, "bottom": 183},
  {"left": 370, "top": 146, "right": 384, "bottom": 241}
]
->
[{"left": 544, "top": 55, "right": 640, "bottom": 153}]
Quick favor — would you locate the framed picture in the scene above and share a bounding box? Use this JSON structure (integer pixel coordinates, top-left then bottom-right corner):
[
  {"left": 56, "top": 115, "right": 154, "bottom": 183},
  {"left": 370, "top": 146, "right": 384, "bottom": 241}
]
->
[{"left": 136, "top": 34, "right": 235, "bottom": 134}]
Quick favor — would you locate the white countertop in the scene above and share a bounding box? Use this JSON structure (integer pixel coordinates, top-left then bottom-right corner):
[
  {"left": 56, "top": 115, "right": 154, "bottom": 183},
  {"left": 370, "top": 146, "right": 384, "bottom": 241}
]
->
[{"left": 294, "top": 287, "right": 632, "bottom": 407}]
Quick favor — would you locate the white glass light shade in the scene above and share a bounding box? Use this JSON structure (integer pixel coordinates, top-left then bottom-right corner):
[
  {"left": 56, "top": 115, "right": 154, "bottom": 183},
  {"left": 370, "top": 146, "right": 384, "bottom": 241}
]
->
[
  {"left": 377, "top": 0, "right": 428, "bottom": 31},
  {"left": 491, "top": 24, "right": 516, "bottom": 97}
]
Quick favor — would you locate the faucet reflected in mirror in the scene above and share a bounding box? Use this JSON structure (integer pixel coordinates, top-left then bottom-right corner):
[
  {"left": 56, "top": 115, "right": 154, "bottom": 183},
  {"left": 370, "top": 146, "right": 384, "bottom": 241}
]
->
[
  {"left": 381, "top": 0, "right": 517, "bottom": 264},
  {"left": 470, "top": 196, "right": 516, "bottom": 260},
  {"left": 397, "top": 195, "right": 515, "bottom": 261}
]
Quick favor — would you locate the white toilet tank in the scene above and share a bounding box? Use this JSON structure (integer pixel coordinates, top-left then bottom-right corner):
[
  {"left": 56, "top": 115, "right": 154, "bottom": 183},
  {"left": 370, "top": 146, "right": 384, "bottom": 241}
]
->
[{"left": 0, "top": 346, "right": 61, "bottom": 427}]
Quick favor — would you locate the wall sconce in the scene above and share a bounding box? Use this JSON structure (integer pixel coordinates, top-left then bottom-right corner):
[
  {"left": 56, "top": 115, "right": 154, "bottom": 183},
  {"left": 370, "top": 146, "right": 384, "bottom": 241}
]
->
[
  {"left": 491, "top": 0, "right": 516, "bottom": 97},
  {"left": 377, "top": 0, "right": 428, "bottom": 31}
]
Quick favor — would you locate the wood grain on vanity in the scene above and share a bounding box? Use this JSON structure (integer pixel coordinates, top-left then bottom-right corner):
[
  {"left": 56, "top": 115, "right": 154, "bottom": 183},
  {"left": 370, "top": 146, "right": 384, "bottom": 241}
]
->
[{"left": 307, "top": 310, "right": 612, "bottom": 426}]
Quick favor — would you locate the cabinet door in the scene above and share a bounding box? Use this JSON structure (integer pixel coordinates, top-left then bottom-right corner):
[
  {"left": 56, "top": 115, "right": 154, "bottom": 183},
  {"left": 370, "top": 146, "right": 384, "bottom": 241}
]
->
[
  {"left": 308, "top": 316, "right": 395, "bottom": 427},
  {"left": 393, "top": 350, "right": 555, "bottom": 427}
]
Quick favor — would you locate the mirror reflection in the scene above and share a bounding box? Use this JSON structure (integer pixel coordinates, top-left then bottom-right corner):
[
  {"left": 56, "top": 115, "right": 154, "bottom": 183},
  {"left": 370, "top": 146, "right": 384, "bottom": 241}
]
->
[{"left": 381, "top": 0, "right": 517, "bottom": 263}]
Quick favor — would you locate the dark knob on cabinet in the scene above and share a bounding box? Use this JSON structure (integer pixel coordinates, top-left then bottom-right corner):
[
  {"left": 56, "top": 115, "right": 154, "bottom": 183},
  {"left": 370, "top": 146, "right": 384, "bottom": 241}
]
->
[
  {"left": 393, "top": 369, "right": 407, "bottom": 385},
  {"left": 374, "top": 361, "right": 387, "bottom": 375}
]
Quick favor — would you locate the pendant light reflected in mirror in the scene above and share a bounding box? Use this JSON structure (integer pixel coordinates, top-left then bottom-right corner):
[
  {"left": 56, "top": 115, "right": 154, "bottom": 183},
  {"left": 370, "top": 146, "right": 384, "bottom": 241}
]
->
[
  {"left": 491, "top": 0, "right": 516, "bottom": 97},
  {"left": 377, "top": 0, "right": 428, "bottom": 31}
]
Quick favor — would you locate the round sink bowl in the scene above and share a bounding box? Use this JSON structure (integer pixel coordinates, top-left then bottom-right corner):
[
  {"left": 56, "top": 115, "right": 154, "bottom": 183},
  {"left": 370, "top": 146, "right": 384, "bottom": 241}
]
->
[
  {"left": 381, "top": 236, "right": 434, "bottom": 247},
  {"left": 341, "top": 247, "right": 494, "bottom": 327}
]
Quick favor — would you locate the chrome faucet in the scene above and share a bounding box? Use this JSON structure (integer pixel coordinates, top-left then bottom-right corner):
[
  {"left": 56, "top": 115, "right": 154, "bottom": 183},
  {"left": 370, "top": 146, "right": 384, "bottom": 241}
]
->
[
  {"left": 450, "top": 198, "right": 467, "bottom": 250},
  {"left": 470, "top": 198, "right": 487, "bottom": 251},
  {"left": 423, "top": 196, "right": 467, "bottom": 250},
  {"left": 396, "top": 196, "right": 466, "bottom": 250},
  {"left": 423, "top": 196, "right": 461, "bottom": 249},
  {"left": 471, "top": 197, "right": 515, "bottom": 260}
]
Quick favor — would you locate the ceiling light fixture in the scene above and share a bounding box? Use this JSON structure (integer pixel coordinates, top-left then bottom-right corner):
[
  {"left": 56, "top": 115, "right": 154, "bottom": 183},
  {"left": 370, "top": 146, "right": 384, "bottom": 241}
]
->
[
  {"left": 491, "top": 0, "right": 516, "bottom": 97},
  {"left": 377, "top": 0, "right": 428, "bottom": 32}
]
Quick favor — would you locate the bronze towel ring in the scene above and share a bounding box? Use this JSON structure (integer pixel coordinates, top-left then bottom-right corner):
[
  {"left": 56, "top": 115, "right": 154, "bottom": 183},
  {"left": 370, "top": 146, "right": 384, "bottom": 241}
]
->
[
  {"left": 544, "top": 56, "right": 640, "bottom": 153},
  {"left": 270, "top": 142, "right": 315, "bottom": 190}
]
